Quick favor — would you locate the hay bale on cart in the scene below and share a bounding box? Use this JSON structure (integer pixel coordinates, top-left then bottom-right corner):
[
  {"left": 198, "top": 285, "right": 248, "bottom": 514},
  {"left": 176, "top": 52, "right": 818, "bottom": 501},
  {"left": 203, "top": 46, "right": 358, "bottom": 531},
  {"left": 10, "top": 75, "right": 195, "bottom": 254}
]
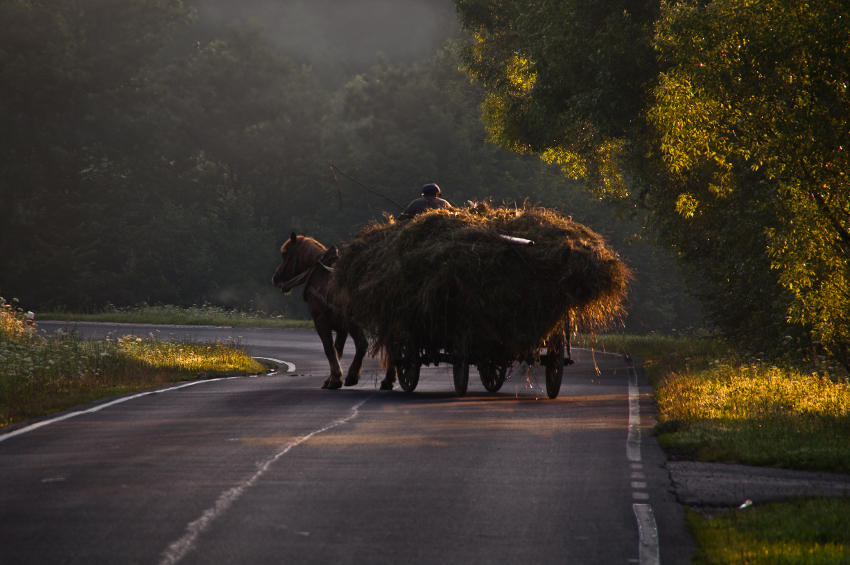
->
[{"left": 333, "top": 203, "right": 631, "bottom": 397}]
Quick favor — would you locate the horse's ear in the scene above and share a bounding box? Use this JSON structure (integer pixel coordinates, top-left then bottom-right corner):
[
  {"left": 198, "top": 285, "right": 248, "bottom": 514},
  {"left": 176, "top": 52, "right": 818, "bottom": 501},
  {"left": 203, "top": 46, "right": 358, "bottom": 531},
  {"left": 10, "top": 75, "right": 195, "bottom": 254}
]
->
[{"left": 290, "top": 232, "right": 297, "bottom": 244}]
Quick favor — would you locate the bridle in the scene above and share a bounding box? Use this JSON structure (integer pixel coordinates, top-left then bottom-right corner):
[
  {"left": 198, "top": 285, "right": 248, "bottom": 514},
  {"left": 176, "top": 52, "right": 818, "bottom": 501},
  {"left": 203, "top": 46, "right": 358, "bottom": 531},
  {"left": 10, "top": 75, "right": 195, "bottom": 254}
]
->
[
  {"left": 278, "top": 243, "right": 365, "bottom": 328},
  {"left": 277, "top": 247, "right": 305, "bottom": 292},
  {"left": 279, "top": 250, "right": 301, "bottom": 281}
]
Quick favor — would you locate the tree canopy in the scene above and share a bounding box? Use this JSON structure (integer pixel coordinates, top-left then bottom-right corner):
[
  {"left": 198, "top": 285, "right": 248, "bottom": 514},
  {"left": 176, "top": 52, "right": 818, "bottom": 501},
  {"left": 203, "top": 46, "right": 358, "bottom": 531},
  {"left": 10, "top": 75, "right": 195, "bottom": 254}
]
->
[
  {"left": 652, "top": 0, "right": 850, "bottom": 364},
  {"left": 456, "top": 0, "right": 850, "bottom": 364}
]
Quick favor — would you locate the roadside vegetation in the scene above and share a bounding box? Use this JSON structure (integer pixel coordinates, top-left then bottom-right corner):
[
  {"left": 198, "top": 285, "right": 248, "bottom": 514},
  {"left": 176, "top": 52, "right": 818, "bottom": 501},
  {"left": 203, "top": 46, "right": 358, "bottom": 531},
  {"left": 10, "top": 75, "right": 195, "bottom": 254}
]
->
[
  {"left": 687, "top": 498, "right": 850, "bottom": 565},
  {"left": 577, "top": 332, "right": 850, "bottom": 564},
  {"left": 0, "top": 297, "right": 269, "bottom": 427},
  {"left": 40, "top": 303, "right": 314, "bottom": 329},
  {"left": 576, "top": 332, "right": 850, "bottom": 474}
]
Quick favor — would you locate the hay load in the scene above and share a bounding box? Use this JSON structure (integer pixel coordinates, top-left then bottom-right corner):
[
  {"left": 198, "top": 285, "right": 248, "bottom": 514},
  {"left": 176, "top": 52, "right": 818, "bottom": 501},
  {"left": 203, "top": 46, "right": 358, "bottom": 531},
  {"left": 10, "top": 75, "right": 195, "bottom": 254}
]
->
[{"left": 333, "top": 204, "right": 631, "bottom": 362}]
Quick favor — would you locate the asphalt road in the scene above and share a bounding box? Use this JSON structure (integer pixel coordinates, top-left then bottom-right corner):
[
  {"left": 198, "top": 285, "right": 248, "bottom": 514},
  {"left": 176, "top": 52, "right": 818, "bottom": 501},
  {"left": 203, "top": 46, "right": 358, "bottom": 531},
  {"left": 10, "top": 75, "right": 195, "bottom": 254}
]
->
[{"left": 1, "top": 322, "right": 693, "bottom": 564}]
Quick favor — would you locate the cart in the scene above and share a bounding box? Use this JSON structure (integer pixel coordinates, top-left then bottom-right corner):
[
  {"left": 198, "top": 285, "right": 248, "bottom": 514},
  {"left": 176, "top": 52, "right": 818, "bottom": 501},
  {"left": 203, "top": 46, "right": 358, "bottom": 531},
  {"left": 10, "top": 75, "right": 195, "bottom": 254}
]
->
[
  {"left": 390, "top": 328, "right": 574, "bottom": 399},
  {"left": 333, "top": 208, "right": 626, "bottom": 399}
]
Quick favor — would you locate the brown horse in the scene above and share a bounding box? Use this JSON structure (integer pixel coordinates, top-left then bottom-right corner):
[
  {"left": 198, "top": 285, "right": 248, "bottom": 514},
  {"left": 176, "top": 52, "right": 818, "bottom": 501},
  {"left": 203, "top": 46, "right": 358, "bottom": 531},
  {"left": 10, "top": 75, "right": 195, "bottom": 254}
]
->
[{"left": 272, "top": 232, "right": 369, "bottom": 389}]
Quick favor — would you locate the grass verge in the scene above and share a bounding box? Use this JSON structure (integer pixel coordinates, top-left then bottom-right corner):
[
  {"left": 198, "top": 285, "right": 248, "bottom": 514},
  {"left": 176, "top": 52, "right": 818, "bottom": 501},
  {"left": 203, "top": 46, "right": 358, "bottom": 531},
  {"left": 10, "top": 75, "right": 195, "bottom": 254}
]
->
[
  {"left": 575, "top": 333, "right": 850, "bottom": 474},
  {"left": 38, "top": 302, "right": 314, "bottom": 329},
  {"left": 688, "top": 498, "right": 850, "bottom": 564},
  {"left": 577, "top": 332, "right": 850, "bottom": 564},
  {"left": 1, "top": 297, "right": 270, "bottom": 426}
]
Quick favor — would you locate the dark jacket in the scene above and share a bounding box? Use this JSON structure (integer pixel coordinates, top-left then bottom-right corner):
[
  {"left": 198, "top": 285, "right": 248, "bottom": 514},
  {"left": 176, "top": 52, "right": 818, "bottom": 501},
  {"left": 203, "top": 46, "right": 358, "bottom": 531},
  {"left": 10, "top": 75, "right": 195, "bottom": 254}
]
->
[{"left": 398, "top": 196, "right": 452, "bottom": 221}]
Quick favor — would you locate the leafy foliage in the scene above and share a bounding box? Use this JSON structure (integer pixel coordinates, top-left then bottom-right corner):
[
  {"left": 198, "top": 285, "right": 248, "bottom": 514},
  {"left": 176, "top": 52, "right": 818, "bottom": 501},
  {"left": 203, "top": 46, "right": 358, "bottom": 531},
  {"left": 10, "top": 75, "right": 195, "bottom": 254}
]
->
[
  {"left": 651, "top": 0, "right": 850, "bottom": 365},
  {"left": 455, "top": 0, "right": 850, "bottom": 364},
  {"left": 457, "top": 0, "right": 660, "bottom": 191}
]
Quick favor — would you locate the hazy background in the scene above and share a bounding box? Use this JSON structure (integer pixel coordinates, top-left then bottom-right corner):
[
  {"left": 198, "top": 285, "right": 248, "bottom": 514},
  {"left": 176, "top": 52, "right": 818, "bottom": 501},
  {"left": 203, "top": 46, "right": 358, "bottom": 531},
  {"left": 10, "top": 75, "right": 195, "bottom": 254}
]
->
[{"left": 173, "top": 0, "right": 462, "bottom": 87}]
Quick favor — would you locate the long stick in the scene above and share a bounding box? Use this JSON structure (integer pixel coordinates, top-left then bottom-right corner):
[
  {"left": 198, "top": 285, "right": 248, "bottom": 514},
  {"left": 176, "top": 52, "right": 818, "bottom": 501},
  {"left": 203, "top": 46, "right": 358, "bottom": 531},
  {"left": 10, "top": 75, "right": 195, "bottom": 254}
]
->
[
  {"left": 328, "top": 162, "right": 405, "bottom": 211},
  {"left": 328, "top": 164, "right": 342, "bottom": 211}
]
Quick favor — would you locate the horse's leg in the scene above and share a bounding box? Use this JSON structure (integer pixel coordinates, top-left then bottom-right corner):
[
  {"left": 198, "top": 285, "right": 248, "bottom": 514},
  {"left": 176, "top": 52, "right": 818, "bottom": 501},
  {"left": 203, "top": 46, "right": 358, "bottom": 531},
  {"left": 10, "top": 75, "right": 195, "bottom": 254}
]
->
[
  {"left": 315, "top": 319, "right": 344, "bottom": 390},
  {"left": 334, "top": 330, "right": 348, "bottom": 360},
  {"left": 380, "top": 346, "right": 397, "bottom": 390},
  {"left": 344, "top": 325, "right": 368, "bottom": 387},
  {"left": 380, "top": 364, "right": 396, "bottom": 390}
]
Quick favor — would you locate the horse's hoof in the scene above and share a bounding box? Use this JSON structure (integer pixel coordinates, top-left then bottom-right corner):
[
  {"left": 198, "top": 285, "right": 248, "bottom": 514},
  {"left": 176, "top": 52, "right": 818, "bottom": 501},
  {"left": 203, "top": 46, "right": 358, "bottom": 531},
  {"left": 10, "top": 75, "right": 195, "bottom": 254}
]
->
[
  {"left": 379, "top": 380, "right": 394, "bottom": 391},
  {"left": 344, "top": 375, "right": 360, "bottom": 387},
  {"left": 325, "top": 379, "right": 343, "bottom": 390},
  {"left": 321, "top": 381, "right": 329, "bottom": 389}
]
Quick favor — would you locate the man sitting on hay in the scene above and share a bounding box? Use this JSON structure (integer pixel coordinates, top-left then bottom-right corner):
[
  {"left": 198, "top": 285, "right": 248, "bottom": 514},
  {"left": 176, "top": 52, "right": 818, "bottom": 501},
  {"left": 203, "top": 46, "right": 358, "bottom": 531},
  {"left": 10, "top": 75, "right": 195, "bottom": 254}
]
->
[{"left": 398, "top": 183, "right": 452, "bottom": 221}]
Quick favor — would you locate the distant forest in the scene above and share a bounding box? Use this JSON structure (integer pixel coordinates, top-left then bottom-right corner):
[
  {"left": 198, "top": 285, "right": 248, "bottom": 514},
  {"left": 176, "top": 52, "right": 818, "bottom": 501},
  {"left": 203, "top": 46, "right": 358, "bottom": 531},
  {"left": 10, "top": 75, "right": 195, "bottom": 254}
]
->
[{"left": 0, "top": 0, "right": 700, "bottom": 332}]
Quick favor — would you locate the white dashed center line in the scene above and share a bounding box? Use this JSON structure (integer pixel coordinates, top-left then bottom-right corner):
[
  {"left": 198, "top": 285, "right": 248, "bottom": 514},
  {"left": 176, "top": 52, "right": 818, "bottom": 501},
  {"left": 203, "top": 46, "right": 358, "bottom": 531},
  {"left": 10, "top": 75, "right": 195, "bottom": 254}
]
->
[{"left": 157, "top": 396, "right": 372, "bottom": 565}]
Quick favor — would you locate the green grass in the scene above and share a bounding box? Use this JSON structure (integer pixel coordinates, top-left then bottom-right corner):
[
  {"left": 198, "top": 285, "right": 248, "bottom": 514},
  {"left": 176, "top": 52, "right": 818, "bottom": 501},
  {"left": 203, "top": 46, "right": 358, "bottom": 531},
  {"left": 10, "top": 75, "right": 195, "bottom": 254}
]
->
[
  {"left": 38, "top": 302, "right": 314, "bottom": 329},
  {"left": 688, "top": 498, "right": 850, "bottom": 564},
  {"left": 578, "top": 332, "right": 850, "bottom": 563},
  {"left": 1, "top": 297, "right": 271, "bottom": 426},
  {"left": 576, "top": 332, "right": 850, "bottom": 474}
]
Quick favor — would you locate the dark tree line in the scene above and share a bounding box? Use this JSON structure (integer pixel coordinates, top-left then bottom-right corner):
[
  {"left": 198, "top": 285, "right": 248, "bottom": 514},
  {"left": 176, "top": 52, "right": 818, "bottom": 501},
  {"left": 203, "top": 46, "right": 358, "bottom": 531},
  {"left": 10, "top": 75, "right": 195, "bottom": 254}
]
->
[{"left": 1, "top": 0, "right": 699, "bottom": 332}]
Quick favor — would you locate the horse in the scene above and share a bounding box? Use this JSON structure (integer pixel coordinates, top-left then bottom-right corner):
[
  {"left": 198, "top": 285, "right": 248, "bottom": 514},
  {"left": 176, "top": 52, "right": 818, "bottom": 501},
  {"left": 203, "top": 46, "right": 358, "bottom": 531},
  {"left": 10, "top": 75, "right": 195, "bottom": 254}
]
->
[{"left": 272, "top": 232, "right": 370, "bottom": 390}]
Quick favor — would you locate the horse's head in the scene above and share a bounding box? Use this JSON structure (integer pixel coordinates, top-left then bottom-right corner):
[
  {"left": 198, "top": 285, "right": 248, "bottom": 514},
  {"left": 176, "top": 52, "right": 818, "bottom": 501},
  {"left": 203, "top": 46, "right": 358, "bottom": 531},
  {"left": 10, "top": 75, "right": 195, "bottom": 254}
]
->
[{"left": 272, "top": 232, "right": 326, "bottom": 293}]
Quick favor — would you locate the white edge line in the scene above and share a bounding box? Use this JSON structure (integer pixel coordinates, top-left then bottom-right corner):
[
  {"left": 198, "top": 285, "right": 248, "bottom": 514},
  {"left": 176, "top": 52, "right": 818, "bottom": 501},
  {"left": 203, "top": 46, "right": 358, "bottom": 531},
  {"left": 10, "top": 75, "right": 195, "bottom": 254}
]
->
[
  {"left": 625, "top": 355, "right": 659, "bottom": 564},
  {"left": 2, "top": 357, "right": 296, "bottom": 443},
  {"left": 627, "top": 364, "right": 642, "bottom": 462},
  {"left": 0, "top": 379, "right": 226, "bottom": 444},
  {"left": 252, "top": 357, "right": 296, "bottom": 373}
]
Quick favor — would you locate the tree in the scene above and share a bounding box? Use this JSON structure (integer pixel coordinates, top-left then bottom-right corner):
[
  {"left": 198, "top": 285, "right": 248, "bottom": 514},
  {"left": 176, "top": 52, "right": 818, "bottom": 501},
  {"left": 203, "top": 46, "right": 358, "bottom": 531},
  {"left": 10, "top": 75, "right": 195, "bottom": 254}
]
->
[
  {"left": 650, "top": 0, "right": 850, "bottom": 364},
  {"left": 456, "top": 0, "right": 660, "bottom": 191},
  {"left": 0, "top": 0, "right": 195, "bottom": 308},
  {"left": 455, "top": 0, "right": 850, "bottom": 361},
  {"left": 0, "top": 2, "right": 699, "bottom": 331}
]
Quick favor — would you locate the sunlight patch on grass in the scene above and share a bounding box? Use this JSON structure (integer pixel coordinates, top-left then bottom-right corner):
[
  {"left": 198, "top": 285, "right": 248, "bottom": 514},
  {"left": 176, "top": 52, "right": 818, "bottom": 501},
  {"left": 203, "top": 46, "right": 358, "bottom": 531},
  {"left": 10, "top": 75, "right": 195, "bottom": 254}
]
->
[
  {"left": 576, "top": 332, "right": 850, "bottom": 472},
  {"left": 659, "top": 363, "right": 850, "bottom": 422},
  {"left": 654, "top": 359, "right": 850, "bottom": 472}
]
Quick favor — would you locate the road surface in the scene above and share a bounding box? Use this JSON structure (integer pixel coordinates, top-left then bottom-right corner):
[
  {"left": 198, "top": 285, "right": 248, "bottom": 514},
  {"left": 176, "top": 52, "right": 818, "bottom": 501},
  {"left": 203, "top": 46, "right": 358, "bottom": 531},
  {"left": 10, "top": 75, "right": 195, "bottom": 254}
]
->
[{"left": 0, "top": 322, "right": 693, "bottom": 564}]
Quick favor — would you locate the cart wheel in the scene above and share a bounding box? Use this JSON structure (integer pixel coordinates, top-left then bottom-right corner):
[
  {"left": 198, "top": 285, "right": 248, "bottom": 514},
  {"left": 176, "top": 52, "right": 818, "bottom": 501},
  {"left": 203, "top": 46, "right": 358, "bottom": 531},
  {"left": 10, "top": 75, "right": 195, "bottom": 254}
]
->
[
  {"left": 545, "top": 333, "right": 565, "bottom": 399},
  {"left": 478, "top": 360, "right": 508, "bottom": 393},
  {"left": 453, "top": 357, "right": 469, "bottom": 396},
  {"left": 397, "top": 336, "right": 420, "bottom": 393}
]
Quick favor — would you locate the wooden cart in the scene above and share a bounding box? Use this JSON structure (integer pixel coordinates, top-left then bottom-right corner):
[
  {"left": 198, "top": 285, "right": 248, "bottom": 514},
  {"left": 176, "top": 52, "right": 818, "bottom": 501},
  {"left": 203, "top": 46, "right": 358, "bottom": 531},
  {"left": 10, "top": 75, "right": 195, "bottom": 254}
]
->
[{"left": 390, "top": 329, "right": 574, "bottom": 399}]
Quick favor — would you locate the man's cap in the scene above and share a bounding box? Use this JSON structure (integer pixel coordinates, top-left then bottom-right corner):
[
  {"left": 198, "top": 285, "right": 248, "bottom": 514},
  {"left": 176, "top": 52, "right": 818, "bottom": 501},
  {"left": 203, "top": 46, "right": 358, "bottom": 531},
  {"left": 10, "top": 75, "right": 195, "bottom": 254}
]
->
[{"left": 422, "top": 183, "right": 440, "bottom": 196}]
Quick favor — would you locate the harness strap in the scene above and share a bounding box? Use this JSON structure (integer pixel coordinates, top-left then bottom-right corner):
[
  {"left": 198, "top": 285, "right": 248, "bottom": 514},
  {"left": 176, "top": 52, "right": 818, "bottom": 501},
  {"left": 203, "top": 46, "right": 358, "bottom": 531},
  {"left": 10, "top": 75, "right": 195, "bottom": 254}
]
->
[
  {"left": 282, "top": 268, "right": 311, "bottom": 290},
  {"left": 284, "top": 253, "right": 366, "bottom": 330},
  {"left": 302, "top": 256, "right": 336, "bottom": 303}
]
